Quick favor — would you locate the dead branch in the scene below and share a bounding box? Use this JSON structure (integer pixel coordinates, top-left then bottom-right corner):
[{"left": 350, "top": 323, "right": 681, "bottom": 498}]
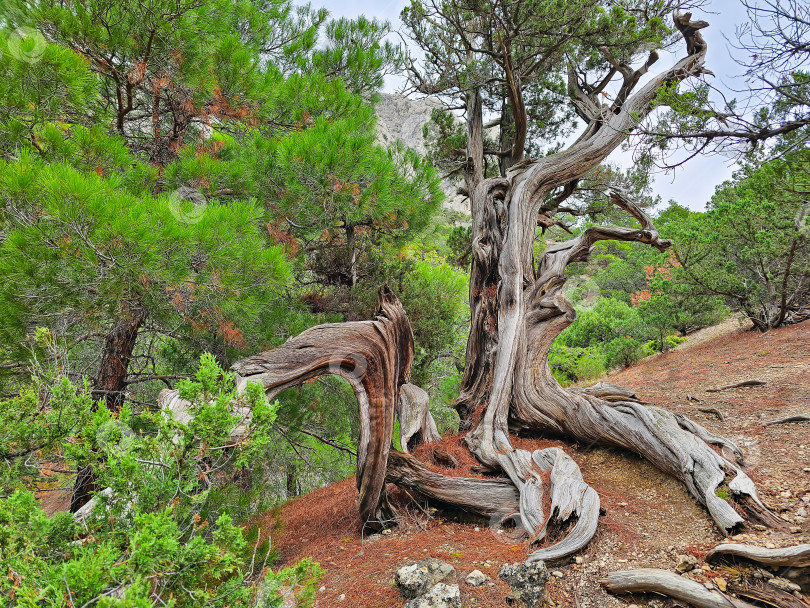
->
[{"left": 706, "top": 379, "right": 766, "bottom": 392}]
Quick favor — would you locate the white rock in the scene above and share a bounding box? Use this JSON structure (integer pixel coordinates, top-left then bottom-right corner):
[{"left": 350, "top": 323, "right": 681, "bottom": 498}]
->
[
  {"left": 552, "top": 570, "right": 564, "bottom": 578},
  {"left": 465, "top": 570, "right": 487, "bottom": 587},
  {"left": 403, "top": 583, "right": 461, "bottom": 608}
]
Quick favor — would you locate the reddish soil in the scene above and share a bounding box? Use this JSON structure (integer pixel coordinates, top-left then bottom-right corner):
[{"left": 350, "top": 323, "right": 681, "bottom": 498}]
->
[{"left": 258, "top": 320, "right": 810, "bottom": 608}]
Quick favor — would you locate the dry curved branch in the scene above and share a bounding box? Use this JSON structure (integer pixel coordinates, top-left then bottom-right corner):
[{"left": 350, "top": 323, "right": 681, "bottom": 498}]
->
[
  {"left": 602, "top": 569, "right": 760, "bottom": 608},
  {"left": 525, "top": 448, "right": 600, "bottom": 562},
  {"left": 706, "top": 543, "right": 810, "bottom": 568},
  {"left": 231, "top": 286, "right": 413, "bottom": 529}
]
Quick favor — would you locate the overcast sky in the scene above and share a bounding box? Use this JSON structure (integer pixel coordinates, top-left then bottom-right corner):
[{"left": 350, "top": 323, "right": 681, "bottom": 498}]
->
[{"left": 318, "top": 0, "right": 753, "bottom": 211}]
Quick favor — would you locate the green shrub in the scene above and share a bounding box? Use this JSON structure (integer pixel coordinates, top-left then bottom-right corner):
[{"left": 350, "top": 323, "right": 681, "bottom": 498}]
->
[
  {"left": 603, "top": 336, "right": 643, "bottom": 370},
  {"left": 0, "top": 355, "right": 322, "bottom": 607}
]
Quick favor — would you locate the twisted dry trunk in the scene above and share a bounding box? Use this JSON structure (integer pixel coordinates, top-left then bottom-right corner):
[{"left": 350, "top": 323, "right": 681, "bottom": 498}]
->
[
  {"left": 231, "top": 286, "right": 413, "bottom": 528},
  {"left": 223, "top": 13, "right": 779, "bottom": 559}
]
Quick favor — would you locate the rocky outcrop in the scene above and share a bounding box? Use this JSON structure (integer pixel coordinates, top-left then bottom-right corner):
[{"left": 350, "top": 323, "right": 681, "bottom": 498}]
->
[{"left": 375, "top": 94, "right": 470, "bottom": 216}]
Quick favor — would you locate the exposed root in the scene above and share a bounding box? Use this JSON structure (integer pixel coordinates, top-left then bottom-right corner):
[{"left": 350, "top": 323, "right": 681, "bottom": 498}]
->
[
  {"left": 706, "top": 379, "right": 766, "bottom": 393},
  {"left": 601, "top": 568, "right": 759, "bottom": 608},
  {"left": 706, "top": 543, "right": 810, "bottom": 568},
  {"left": 765, "top": 414, "right": 810, "bottom": 426}
]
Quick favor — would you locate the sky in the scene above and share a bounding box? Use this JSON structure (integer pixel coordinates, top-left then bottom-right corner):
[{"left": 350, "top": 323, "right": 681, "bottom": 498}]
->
[{"left": 318, "top": 0, "right": 754, "bottom": 211}]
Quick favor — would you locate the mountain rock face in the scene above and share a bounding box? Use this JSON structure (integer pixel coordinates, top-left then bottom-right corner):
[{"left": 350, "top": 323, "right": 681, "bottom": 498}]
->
[{"left": 376, "top": 93, "right": 469, "bottom": 216}]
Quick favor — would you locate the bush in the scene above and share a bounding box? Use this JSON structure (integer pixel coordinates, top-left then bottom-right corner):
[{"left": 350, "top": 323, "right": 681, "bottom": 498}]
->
[
  {"left": 0, "top": 355, "right": 322, "bottom": 607},
  {"left": 603, "top": 336, "right": 643, "bottom": 370}
]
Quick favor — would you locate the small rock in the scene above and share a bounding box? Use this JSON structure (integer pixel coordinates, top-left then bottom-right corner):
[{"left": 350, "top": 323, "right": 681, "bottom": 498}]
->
[
  {"left": 319, "top": 586, "right": 326, "bottom": 593},
  {"left": 466, "top": 570, "right": 487, "bottom": 587},
  {"left": 765, "top": 543, "right": 776, "bottom": 549},
  {"left": 338, "top": 594, "right": 346, "bottom": 601},
  {"left": 704, "top": 582, "right": 714, "bottom": 590},
  {"left": 780, "top": 490, "right": 792, "bottom": 498},
  {"left": 714, "top": 577, "right": 727, "bottom": 592},
  {"left": 499, "top": 561, "right": 551, "bottom": 608},
  {"left": 552, "top": 570, "right": 564, "bottom": 578},
  {"left": 797, "top": 508, "right": 808, "bottom": 517},
  {"left": 675, "top": 554, "right": 698, "bottom": 573},
  {"left": 790, "top": 526, "right": 802, "bottom": 534},
  {"left": 574, "top": 556, "right": 584, "bottom": 565},
  {"left": 395, "top": 559, "right": 456, "bottom": 599},
  {"left": 403, "top": 583, "right": 461, "bottom": 608},
  {"left": 768, "top": 577, "right": 801, "bottom": 593},
  {"left": 382, "top": 528, "right": 393, "bottom": 536}
]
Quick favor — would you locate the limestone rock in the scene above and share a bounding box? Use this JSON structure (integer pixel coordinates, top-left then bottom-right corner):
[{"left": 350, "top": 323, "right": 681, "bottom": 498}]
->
[
  {"left": 675, "top": 554, "right": 698, "bottom": 573},
  {"left": 498, "top": 561, "right": 551, "bottom": 608},
  {"left": 403, "top": 583, "right": 461, "bottom": 608},
  {"left": 395, "top": 559, "right": 456, "bottom": 599},
  {"left": 465, "top": 570, "right": 487, "bottom": 586},
  {"left": 768, "top": 577, "right": 801, "bottom": 593}
]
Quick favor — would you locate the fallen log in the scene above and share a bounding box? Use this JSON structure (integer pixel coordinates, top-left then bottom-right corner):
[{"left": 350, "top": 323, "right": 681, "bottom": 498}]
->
[
  {"left": 706, "top": 380, "right": 766, "bottom": 393},
  {"left": 706, "top": 543, "right": 810, "bottom": 568},
  {"left": 602, "top": 568, "right": 760, "bottom": 608}
]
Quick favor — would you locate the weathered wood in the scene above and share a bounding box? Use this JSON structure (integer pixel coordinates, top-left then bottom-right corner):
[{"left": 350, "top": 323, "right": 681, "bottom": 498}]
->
[
  {"left": 706, "top": 379, "right": 766, "bottom": 393},
  {"left": 570, "top": 382, "right": 646, "bottom": 404},
  {"left": 232, "top": 286, "right": 413, "bottom": 529},
  {"left": 385, "top": 450, "right": 519, "bottom": 517},
  {"left": 432, "top": 448, "right": 458, "bottom": 468},
  {"left": 706, "top": 543, "right": 810, "bottom": 568},
  {"left": 398, "top": 383, "right": 441, "bottom": 452},
  {"left": 525, "top": 448, "right": 600, "bottom": 562},
  {"left": 728, "top": 581, "right": 808, "bottom": 608},
  {"left": 699, "top": 407, "right": 727, "bottom": 422},
  {"left": 602, "top": 569, "right": 760, "bottom": 608},
  {"left": 765, "top": 414, "right": 810, "bottom": 426},
  {"left": 508, "top": 190, "right": 774, "bottom": 534}
]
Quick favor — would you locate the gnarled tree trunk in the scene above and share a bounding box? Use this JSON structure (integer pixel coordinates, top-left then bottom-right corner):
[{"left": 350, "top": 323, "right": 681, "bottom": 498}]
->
[{"left": 226, "top": 13, "right": 780, "bottom": 560}]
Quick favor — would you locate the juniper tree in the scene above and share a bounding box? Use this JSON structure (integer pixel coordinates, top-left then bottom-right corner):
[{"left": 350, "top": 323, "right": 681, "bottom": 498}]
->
[{"left": 226, "top": 1, "right": 785, "bottom": 564}]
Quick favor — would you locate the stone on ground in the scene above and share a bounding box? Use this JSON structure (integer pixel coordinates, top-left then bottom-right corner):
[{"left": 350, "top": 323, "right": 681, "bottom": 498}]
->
[
  {"left": 403, "top": 583, "right": 461, "bottom": 608},
  {"left": 395, "top": 558, "right": 456, "bottom": 600},
  {"left": 498, "top": 561, "right": 551, "bottom": 608}
]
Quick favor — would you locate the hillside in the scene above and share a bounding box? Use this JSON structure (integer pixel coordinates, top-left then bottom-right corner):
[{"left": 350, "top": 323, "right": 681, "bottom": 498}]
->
[{"left": 258, "top": 320, "right": 810, "bottom": 608}]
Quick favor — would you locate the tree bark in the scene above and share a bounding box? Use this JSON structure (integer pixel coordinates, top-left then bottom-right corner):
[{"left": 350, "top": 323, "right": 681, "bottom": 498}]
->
[{"left": 92, "top": 303, "right": 146, "bottom": 411}]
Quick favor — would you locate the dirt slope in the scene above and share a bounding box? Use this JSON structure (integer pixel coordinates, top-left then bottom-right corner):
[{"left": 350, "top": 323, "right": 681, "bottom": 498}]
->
[{"left": 258, "top": 320, "right": 810, "bottom": 608}]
